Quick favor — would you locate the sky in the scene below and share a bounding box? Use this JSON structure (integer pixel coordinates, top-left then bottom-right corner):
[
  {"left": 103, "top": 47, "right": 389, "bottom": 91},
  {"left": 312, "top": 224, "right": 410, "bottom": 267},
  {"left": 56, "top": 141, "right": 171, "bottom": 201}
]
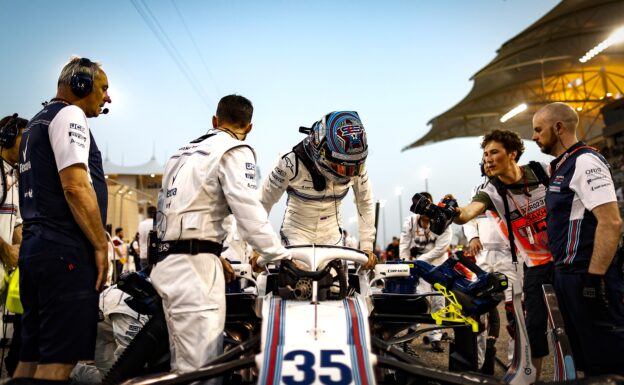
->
[{"left": 0, "top": 0, "right": 559, "bottom": 247}]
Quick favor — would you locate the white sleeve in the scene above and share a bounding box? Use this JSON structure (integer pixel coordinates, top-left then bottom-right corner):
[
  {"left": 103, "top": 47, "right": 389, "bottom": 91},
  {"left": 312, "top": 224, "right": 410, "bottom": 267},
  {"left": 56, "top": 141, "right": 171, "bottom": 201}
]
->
[
  {"left": 399, "top": 215, "right": 414, "bottom": 259},
  {"left": 418, "top": 226, "right": 452, "bottom": 264},
  {"left": 463, "top": 218, "right": 479, "bottom": 242},
  {"left": 138, "top": 220, "right": 151, "bottom": 259},
  {"left": 570, "top": 153, "right": 616, "bottom": 211},
  {"left": 259, "top": 153, "right": 294, "bottom": 214},
  {"left": 219, "top": 146, "right": 289, "bottom": 263},
  {"left": 48, "top": 105, "right": 91, "bottom": 172},
  {"left": 352, "top": 168, "right": 376, "bottom": 251}
]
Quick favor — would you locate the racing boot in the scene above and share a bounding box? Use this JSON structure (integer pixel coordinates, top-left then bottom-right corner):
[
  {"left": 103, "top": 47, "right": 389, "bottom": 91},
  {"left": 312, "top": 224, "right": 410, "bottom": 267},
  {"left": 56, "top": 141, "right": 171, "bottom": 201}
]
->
[{"left": 431, "top": 340, "right": 445, "bottom": 353}]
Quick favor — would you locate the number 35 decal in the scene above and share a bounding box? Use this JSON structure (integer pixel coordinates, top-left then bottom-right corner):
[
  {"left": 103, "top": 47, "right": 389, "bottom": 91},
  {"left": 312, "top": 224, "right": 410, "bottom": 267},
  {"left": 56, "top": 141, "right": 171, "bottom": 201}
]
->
[{"left": 282, "top": 349, "right": 353, "bottom": 385}]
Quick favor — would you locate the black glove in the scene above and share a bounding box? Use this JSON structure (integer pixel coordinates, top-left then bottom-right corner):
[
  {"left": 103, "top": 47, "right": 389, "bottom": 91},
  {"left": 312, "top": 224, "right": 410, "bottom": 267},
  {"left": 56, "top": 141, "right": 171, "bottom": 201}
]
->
[{"left": 582, "top": 273, "right": 609, "bottom": 310}]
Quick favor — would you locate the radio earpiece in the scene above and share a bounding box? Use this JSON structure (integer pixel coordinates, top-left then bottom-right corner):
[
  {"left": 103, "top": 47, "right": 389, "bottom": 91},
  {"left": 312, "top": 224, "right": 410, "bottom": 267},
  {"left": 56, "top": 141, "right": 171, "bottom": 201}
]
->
[{"left": 70, "top": 58, "right": 95, "bottom": 98}]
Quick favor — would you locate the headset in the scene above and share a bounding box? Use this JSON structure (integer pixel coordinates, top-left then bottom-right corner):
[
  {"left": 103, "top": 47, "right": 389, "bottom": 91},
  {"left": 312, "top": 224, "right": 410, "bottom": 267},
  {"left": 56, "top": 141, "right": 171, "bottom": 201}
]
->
[
  {"left": 0, "top": 113, "right": 20, "bottom": 149},
  {"left": 70, "top": 58, "right": 95, "bottom": 98}
]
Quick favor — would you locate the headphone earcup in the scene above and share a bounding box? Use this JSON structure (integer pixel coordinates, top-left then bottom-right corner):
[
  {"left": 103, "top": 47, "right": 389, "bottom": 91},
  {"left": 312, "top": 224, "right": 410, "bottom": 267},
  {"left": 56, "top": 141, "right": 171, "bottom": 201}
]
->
[
  {"left": 0, "top": 116, "right": 19, "bottom": 149},
  {"left": 70, "top": 72, "right": 93, "bottom": 98}
]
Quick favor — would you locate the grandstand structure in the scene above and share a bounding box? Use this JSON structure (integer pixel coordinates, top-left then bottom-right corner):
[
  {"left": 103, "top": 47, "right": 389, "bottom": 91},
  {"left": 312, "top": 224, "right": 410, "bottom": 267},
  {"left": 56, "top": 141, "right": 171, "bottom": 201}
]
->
[
  {"left": 404, "top": 0, "right": 624, "bottom": 151},
  {"left": 103, "top": 156, "right": 164, "bottom": 237}
]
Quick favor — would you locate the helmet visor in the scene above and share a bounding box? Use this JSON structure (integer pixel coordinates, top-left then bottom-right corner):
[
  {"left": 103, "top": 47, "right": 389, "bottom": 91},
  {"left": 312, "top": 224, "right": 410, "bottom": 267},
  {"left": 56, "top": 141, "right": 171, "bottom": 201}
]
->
[{"left": 323, "top": 159, "right": 365, "bottom": 177}]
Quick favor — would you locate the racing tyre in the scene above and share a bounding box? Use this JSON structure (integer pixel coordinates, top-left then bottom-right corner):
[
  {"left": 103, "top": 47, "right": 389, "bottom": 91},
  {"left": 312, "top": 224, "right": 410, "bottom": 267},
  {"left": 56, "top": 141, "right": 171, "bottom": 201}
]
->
[{"left": 103, "top": 312, "right": 170, "bottom": 385}]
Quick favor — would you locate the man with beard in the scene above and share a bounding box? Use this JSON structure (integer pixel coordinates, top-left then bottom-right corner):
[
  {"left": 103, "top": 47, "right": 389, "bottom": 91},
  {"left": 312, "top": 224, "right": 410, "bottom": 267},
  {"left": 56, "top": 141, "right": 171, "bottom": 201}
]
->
[{"left": 532, "top": 102, "right": 624, "bottom": 376}]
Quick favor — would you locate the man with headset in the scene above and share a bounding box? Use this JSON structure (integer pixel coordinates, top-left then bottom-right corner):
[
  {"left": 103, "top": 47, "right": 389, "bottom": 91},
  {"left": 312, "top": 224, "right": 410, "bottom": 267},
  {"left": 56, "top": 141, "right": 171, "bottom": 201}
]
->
[
  {"left": 0, "top": 114, "right": 25, "bottom": 278},
  {"left": 0, "top": 114, "right": 27, "bottom": 376},
  {"left": 13, "top": 56, "right": 111, "bottom": 383},
  {"left": 533, "top": 102, "right": 624, "bottom": 376}
]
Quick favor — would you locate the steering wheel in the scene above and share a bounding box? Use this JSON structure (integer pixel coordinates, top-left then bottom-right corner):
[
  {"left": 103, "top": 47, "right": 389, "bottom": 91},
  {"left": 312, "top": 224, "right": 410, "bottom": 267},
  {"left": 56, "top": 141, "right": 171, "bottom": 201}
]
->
[
  {"left": 285, "top": 244, "right": 369, "bottom": 271},
  {"left": 278, "top": 258, "right": 348, "bottom": 301}
]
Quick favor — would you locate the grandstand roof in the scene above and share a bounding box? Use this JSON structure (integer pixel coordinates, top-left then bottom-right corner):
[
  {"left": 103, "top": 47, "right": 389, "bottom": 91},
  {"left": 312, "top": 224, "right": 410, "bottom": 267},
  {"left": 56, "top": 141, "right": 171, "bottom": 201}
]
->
[
  {"left": 103, "top": 156, "right": 165, "bottom": 176},
  {"left": 404, "top": 0, "right": 624, "bottom": 150}
]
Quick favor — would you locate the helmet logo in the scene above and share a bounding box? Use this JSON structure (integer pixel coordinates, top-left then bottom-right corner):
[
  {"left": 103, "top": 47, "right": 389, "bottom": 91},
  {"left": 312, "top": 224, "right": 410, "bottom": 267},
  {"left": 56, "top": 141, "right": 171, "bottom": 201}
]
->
[{"left": 336, "top": 125, "right": 365, "bottom": 154}]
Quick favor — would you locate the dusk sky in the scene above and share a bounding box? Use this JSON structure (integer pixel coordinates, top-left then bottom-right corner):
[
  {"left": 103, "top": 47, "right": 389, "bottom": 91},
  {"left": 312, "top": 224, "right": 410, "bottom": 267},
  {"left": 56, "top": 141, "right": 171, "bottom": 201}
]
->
[{"left": 0, "top": 0, "right": 559, "bottom": 246}]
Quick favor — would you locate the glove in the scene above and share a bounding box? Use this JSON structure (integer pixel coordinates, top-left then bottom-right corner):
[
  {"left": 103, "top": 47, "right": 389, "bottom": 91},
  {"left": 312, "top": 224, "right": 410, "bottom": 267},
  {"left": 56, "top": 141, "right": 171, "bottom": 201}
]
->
[
  {"left": 361, "top": 250, "right": 377, "bottom": 270},
  {"left": 582, "top": 273, "right": 609, "bottom": 313},
  {"left": 250, "top": 250, "right": 264, "bottom": 273},
  {"left": 220, "top": 257, "right": 235, "bottom": 283}
]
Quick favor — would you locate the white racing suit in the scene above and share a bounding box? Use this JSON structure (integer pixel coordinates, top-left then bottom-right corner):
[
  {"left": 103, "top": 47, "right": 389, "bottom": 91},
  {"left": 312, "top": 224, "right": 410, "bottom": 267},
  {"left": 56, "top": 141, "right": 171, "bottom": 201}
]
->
[
  {"left": 399, "top": 214, "right": 452, "bottom": 343},
  {"left": 259, "top": 146, "right": 376, "bottom": 250},
  {"left": 151, "top": 129, "right": 288, "bottom": 377},
  {"left": 95, "top": 286, "right": 149, "bottom": 376},
  {"left": 464, "top": 183, "right": 524, "bottom": 367}
]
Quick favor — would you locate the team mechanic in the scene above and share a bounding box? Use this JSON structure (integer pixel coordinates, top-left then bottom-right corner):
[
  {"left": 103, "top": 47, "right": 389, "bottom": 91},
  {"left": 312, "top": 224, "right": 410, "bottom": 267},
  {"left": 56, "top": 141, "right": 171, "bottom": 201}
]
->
[
  {"left": 448, "top": 130, "right": 552, "bottom": 379},
  {"left": 533, "top": 102, "right": 624, "bottom": 376},
  {"left": 0, "top": 114, "right": 27, "bottom": 376},
  {"left": 151, "top": 95, "right": 290, "bottom": 379},
  {"left": 14, "top": 57, "right": 110, "bottom": 382},
  {"left": 399, "top": 192, "right": 452, "bottom": 353},
  {"left": 257, "top": 111, "right": 376, "bottom": 269}
]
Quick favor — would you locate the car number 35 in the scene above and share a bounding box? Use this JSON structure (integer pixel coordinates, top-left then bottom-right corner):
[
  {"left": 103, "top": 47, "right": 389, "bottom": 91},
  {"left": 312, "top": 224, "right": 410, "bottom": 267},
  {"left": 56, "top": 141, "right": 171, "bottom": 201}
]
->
[{"left": 282, "top": 349, "right": 353, "bottom": 385}]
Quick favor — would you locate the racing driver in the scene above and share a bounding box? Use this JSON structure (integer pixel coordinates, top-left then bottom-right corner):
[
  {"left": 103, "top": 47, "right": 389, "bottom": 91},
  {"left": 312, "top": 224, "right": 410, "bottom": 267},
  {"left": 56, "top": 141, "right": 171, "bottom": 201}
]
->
[{"left": 255, "top": 111, "right": 376, "bottom": 270}]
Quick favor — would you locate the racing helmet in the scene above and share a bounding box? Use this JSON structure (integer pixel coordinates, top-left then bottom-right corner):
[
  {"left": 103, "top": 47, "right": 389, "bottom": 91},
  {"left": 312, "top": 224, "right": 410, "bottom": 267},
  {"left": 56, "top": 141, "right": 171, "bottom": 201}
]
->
[{"left": 304, "top": 111, "right": 368, "bottom": 183}]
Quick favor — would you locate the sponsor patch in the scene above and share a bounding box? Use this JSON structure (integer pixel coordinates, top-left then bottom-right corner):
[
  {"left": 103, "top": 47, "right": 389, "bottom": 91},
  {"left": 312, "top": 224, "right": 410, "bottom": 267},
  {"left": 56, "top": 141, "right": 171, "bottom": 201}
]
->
[
  {"left": 585, "top": 167, "right": 602, "bottom": 175},
  {"left": 69, "top": 123, "right": 85, "bottom": 132},
  {"left": 70, "top": 138, "right": 85, "bottom": 148},
  {"left": 591, "top": 183, "right": 611, "bottom": 191},
  {"left": 270, "top": 171, "right": 284, "bottom": 183},
  {"left": 284, "top": 157, "right": 294, "bottom": 173},
  {"left": 19, "top": 161, "right": 31, "bottom": 173},
  {"left": 587, "top": 175, "right": 608, "bottom": 184},
  {"left": 69, "top": 131, "right": 86, "bottom": 141},
  {"left": 245, "top": 162, "right": 255, "bottom": 170}
]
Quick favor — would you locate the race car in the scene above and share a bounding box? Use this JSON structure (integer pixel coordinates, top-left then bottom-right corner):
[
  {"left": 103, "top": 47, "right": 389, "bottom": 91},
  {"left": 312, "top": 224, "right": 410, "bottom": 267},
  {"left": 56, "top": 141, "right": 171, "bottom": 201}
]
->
[{"left": 106, "top": 245, "right": 539, "bottom": 385}]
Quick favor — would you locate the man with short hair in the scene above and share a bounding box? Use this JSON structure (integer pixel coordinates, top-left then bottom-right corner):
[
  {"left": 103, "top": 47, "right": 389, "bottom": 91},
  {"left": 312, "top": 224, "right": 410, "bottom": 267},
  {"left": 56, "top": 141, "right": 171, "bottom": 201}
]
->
[
  {"left": 464, "top": 165, "right": 521, "bottom": 371},
  {"left": 449, "top": 129, "right": 552, "bottom": 378},
  {"left": 152, "top": 94, "right": 290, "bottom": 377},
  {"left": 386, "top": 237, "right": 400, "bottom": 261},
  {"left": 14, "top": 56, "right": 110, "bottom": 382},
  {"left": 533, "top": 102, "right": 624, "bottom": 376}
]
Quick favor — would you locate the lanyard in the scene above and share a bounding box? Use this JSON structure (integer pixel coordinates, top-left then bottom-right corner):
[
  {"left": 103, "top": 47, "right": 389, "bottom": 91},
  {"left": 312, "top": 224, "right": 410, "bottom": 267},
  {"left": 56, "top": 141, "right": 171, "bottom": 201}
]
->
[
  {"left": 505, "top": 169, "right": 535, "bottom": 244},
  {"left": 506, "top": 169, "right": 530, "bottom": 219},
  {"left": 553, "top": 145, "right": 594, "bottom": 173}
]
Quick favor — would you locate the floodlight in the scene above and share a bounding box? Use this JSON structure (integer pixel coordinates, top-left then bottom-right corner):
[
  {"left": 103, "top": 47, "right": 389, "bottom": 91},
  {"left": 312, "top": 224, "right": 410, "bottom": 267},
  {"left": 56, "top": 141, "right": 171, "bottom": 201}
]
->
[
  {"left": 500, "top": 103, "right": 528, "bottom": 123},
  {"left": 579, "top": 27, "right": 624, "bottom": 63}
]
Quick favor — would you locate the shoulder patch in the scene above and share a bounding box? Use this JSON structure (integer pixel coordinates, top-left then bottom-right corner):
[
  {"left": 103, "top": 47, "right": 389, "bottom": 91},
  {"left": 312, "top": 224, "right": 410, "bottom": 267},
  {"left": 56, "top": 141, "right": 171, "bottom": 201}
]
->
[{"left": 280, "top": 151, "right": 298, "bottom": 178}]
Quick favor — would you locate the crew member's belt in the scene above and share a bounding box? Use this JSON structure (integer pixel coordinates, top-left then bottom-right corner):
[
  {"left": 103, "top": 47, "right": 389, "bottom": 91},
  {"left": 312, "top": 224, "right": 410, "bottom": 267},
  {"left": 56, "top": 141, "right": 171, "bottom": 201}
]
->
[{"left": 158, "top": 239, "right": 223, "bottom": 259}]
